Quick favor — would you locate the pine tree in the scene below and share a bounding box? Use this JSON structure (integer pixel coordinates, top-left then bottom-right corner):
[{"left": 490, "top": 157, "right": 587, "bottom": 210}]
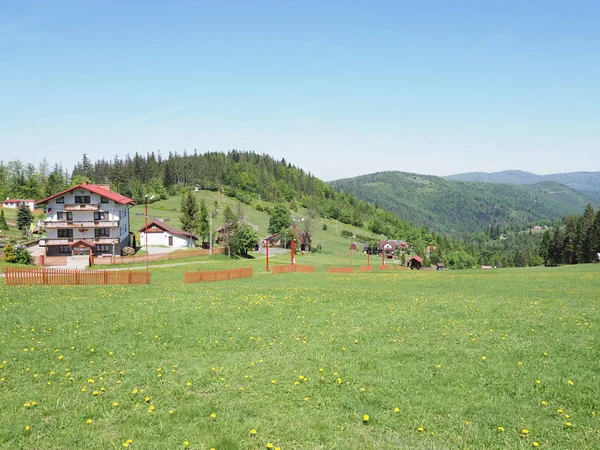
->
[
  {"left": 576, "top": 204, "right": 595, "bottom": 263},
  {"left": 179, "top": 188, "right": 199, "bottom": 233},
  {"left": 198, "top": 199, "right": 209, "bottom": 243},
  {"left": 539, "top": 229, "right": 551, "bottom": 265},
  {"left": 221, "top": 206, "right": 237, "bottom": 258},
  {"left": 17, "top": 203, "right": 33, "bottom": 231},
  {"left": 0, "top": 209, "right": 8, "bottom": 231},
  {"left": 590, "top": 210, "right": 600, "bottom": 261}
]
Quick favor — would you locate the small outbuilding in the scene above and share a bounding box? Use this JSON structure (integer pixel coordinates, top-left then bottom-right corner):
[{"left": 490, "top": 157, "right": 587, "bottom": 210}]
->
[
  {"left": 139, "top": 219, "right": 198, "bottom": 248},
  {"left": 436, "top": 263, "right": 445, "bottom": 270},
  {"left": 407, "top": 255, "right": 424, "bottom": 270},
  {"left": 2, "top": 199, "right": 36, "bottom": 211}
]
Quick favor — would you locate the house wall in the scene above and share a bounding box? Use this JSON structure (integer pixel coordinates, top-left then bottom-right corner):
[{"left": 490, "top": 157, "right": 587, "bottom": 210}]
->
[
  {"left": 140, "top": 231, "right": 195, "bottom": 248},
  {"left": 2, "top": 201, "right": 35, "bottom": 210}
]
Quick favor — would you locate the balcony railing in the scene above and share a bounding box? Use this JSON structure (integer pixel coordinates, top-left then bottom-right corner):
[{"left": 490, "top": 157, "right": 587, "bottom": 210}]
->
[
  {"left": 63, "top": 203, "right": 101, "bottom": 211},
  {"left": 44, "top": 220, "right": 119, "bottom": 229},
  {"left": 41, "top": 238, "right": 119, "bottom": 246}
]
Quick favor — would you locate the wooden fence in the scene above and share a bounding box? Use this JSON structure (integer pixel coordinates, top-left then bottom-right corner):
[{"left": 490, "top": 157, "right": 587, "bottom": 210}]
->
[
  {"left": 4, "top": 267, "right": 151, "bottom": 285},
  {"left": 328, "top": 267, "right": 355, "bottom": 274},
  {"left": 359, "top": 265, "right": 373, "bottom": 272},
  {"left": 271, "top": 264, "right": 315, "bottom": 274},
  {"left": 33, "top": 256, "right": 68, "bottom": 266},
  {"left": 184, "top": 267, "right": 253, "bottom": 283},
  {"left": 91, "top": 247, "right": 226, "bottom": 266}
]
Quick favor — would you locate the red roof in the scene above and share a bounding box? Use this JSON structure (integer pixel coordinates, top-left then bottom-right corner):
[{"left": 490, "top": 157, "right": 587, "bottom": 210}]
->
[
  {"left": 139, "top": 219, "right": 198, "bottom": 240},
  {"left": 3, "top": 199, "right": 36, "bottom": 203},
  {"left": 36, "top": 183, "right": 135, "bottom": 206},
  {"left": 407, "top": 255, "right": 424, "bottom": 264}
]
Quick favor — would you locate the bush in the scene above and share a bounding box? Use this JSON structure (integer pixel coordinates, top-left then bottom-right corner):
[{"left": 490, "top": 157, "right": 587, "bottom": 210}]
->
[
  {"left": 322, "top": 223, "right": 328, "bottom": 231},
  {"left": 4, "top": 243, "right": 33, "bottom": 264},
  {"left": 122, "top": 246, "right": 135, "bottom": 256}
]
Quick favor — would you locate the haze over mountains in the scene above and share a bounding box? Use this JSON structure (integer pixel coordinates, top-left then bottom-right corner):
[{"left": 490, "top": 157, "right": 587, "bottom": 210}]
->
[
  {"left": 330, "top": 170, "right": 597, "bottom": 234},
  {"left": 443, "top": 170, "right": 600, "bottom": 202}
]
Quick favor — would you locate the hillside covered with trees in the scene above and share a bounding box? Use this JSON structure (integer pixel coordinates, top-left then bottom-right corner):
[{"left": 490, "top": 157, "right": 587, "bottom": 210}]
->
[{"left": 330, "top": 171, "right": 594, "bottom": 234}]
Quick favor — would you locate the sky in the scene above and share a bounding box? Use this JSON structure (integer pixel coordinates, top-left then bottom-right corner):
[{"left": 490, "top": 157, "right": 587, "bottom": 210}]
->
[{"left": 1, "top": 0, "right": 599, "bottom": 181}]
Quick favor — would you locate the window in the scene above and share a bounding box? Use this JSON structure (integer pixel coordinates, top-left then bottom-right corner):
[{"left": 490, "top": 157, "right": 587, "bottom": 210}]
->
[
  {"left": 95, "top": 228, "right": 110, "bottom": 237},
  {"left": 58, "top": 229, "right": 73, "bottom": 238},
  {"left": 101, "top": 196, "right": 109, "bottom": 204},
  {"left": 95, "top": 245, "right": 111, "bottom": 253},
  {"left": 94, "top": 212, "right": 108, "bottom": 220},
  {"left": 74, "top": 195, "right": 90, "bottom": 204},
  {"left": 59, "top": 246, "right": 71, "bottom": 254},
  {"left": 56, "top": 196, "right": 64, "bottom": 204},
  {"left": 57, "top": 212, "right": 73, "bottom": 220}
]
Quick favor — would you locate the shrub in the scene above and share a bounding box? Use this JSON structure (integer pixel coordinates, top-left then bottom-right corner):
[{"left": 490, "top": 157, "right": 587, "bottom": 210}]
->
[
  {"left": 322, "top": 223, "right": 328, "bottom": 231},
  {"left": 122, "top": 246, "right": 135, "bottom": 256},
  {"left": 4, "top": 243, "right": 33, "bottom": 264}
]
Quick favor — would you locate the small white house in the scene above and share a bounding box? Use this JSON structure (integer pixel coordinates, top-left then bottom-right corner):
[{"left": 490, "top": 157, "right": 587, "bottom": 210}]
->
[
  {"left": 139, "top": 219, "right": 198, "bottom": 248},
  {"left": 3, "top": 199, "right": 36, "bottom": 211}
]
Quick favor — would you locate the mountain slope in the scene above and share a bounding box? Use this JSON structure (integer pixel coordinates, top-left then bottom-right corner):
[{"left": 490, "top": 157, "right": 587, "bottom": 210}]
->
[
  {"left": 444, "top": 170, "right": 600, "bottom": 201},
  {"left": 330, "top": 171, "right": 593, "bottom": 233}
]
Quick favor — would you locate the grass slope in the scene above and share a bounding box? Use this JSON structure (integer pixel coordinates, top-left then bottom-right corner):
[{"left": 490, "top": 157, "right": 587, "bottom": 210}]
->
[
  {"left": 130, "top": 190, "right": 375, "bottom": 256},
  {"left": 1, "top": 260, "right": 599, "bottom": 449},
  {"left": 330, "top": 171, "right": 593, "bottom": 233}
]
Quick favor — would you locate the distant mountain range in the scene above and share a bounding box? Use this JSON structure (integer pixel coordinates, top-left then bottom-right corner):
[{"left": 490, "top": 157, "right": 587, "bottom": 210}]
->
[
  {"left": 444, "top": 170, "right": 600, "bottom": 202},
  {"left": 330, "top": 171, "right": 596, "bottom": 234}
]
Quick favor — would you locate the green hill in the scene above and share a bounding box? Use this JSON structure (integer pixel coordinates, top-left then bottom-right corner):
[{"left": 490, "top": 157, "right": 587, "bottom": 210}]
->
[
  {"left": 330, "top": 171, "right": 593, "bottom": 233},
  {"left": 445, "top": 170, "right": 600, "bottom": 202}
]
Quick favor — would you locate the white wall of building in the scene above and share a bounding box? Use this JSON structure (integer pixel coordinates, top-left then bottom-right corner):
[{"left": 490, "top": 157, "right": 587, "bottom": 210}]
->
[{"left": 140, "top": 231, "right": 195, "bottom": 248}]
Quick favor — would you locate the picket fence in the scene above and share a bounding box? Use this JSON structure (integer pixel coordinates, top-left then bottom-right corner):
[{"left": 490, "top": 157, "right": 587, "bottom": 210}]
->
[
  {"left": 91, "top": 247, "right": 225, "bottom": 266},
  {"left": 271, "top": 264, "right": 315, "bottom": 274},
  {"left": 184, "top": 267, "right": 253, "bottom": 283},
  {"left": 4, "top": 267, "right": 151, "bottom": 285}
]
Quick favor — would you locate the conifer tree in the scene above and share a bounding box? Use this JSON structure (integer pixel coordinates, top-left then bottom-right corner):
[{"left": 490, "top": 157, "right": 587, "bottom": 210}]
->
[
  {"left": 198, "top": 199, "right": 210, "bottom": 243},
  {"left": 0, "top": 209, "right": 8, "bottom": 231},
  {"left": 17, "top": 203, "right": 33, "bottom": 232},
  {"left": 179, "top": 188, "right": 199, "bottom": 233}
]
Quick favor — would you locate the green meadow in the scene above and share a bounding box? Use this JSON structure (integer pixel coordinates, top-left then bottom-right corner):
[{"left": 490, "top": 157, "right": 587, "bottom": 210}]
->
[{"left": 1, "top": 257, "right": 598, "bottom": 449}]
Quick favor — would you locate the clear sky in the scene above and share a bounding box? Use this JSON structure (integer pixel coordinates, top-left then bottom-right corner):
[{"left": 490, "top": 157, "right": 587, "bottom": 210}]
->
[{"left": 1, "top": 0, "right": 599, "bottom": 181}]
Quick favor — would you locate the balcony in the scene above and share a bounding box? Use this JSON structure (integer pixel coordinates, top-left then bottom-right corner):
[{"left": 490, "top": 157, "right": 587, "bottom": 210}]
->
[
  {"left": 63, "top": 203, "right": 101, "bottom": 211},
  {"left": 44, "top": 220, "right": 119, "bottom": 229},
  {"left": 41, "top": 238, "right": 119, "bottom": 246}
]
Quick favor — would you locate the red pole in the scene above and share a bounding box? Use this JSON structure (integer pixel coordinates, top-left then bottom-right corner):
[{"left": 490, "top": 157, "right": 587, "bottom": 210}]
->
[
  {"left": 291, "top": 223, "right": 296, "bottom": 265},
  {"left": 145, "top": 201, "right": 149, "bottom": 274},
  {"left": 266, "top": 238, "right": 269, "bottom": 271},
  {"left": 382, "top": 249, "right": 385, "bottom": 266}
]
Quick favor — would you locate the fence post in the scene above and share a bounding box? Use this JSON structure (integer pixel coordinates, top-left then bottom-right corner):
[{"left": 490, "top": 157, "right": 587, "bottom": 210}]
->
[{"left": 128, "top": 271, "right": 132, "bottom": 284}]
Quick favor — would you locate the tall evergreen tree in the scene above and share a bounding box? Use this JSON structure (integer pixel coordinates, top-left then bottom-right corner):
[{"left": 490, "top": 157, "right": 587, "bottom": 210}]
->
[
  {"left": 590, "top": 210, "right": 600, "bottom": 261},
  {"left": 0, "top": 209, "right": 8, "bottom": 231},
  {"left": 179, "top": 188, "right": 199, "bottom": 233},
  {"left": 17, "top": 203, "right": 33, "bottom": 231},
  {"left": 576, "top": 204, "right": 595, "bottom": 263},
  {"left": 539, "top": 229, "right": 552, "bottom": 266},
  {"left": 198, "top": 199, "right": 210, "bottom": 243}
]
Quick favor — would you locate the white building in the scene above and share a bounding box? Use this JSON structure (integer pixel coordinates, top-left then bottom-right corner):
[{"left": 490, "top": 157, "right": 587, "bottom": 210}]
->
[
  {"left": 139, "top": 219, "right": 198, "bottom": 248},
  {"left": 2, "top": 199, "right": 36, "bottom": 211},
  {"left": 36, "top": 183, "right": 135, "bottom": 256}
]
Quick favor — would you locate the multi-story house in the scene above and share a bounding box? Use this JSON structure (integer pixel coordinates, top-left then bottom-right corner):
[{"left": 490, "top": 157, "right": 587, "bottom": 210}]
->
[{"left": 36, "top": 183, "right": 135, "bottom": 256}]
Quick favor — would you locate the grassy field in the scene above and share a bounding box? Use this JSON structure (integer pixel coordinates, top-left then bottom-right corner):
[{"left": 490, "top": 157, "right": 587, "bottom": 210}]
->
[{"left": 1, "top": 258, "right": 598, "bottom": 449}]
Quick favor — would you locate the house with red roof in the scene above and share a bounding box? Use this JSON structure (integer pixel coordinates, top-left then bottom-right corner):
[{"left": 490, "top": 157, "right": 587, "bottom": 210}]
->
[
  {"left": 2, "top": 199, "right": 36, "bottom": 211},
  {"left": 36, "top": 183, "right": 135, "bottom": 256},
  {"left": 139, "top": 219, "right": 198, "bottom": 248}
]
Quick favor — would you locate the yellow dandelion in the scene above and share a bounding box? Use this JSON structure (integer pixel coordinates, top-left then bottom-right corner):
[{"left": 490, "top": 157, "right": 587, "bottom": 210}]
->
[
  {"left": 497, "top": 426, "right": 504, "bottom": 432},
  {"left": 86, "top": 419, "right": 93, "bottom": 424},
  {"left": 266, "top": 444, "right": 274, "bottom": 449},
  {"left": 521, "top": 429, "right": 528, "bottom": 434},
  {"left": 210, "top": 413, "right": 216, "bottom": 418},
  {"left": 568, "top": 380, "right": 574, "bottom": 385},
  {"left": 131, "top": 389, "right": 138, "bottom": 394},
  {"left": 112, "top": 401, "right": 119, "bottom": 407},
  {"left": 183, "top": 441, "right": 190, "bottom": 446},
  {"left": 417, "top": 427, "right": 424, "bottom": 432},
  {"left": 481, "top": 356, "right": 487, "bottom": 361},
  {"left": 363, "top": 414, "right": 370, "bottom": 422},
  {"left": 250, "top": 429, "right": 257, "bottom": 436},
  {"left": 25, "top": 425, "right": 31, "bottom": 431},
  {"left": 393, "top": 407, "right": 400, "bottom": 413},
  {"left": 533, "top": 442, "right": 540, "bottom": 447}
]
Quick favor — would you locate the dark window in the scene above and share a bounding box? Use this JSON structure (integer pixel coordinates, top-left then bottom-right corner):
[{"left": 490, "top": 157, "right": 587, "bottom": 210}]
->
[
  {"left": 94, "top": 212, "right": 108, "bottom": 220},
  {"left": 57, "top": 212, "right": 73, "bottom": 220},
  {"left": 95, "top": 228, "right": 110, "bottom": 237},
  {"left": 58, "top": 246, "right": 71, "bottom": 254},
  {"left": 58, "top": 229, "right": 73, "bottom": 238},
  {"left": 95, "top": 245, "right": 111, "bottom": 253},
  {"left": 74, "top": 195, "right": 90, "bottom": 204},
  {"left": 56, "top": 196, "right": 64, "bottom": 204},
  {"left": 101, "top": 196, "right": 109, "bottom": 204}
]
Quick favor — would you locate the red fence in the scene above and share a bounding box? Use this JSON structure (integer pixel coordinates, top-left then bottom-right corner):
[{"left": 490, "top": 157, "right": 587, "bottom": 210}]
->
[
  {"left": 184, "top": 267, "right": 253, "bottom": 283},
  {"left": 271, "top": 264, "right": 315, "bottom": 274},
  {"left": 379, "top": 265, "right": 396, "bottom": 270},
  {"left": 91, "top": 248, "right": 225, "bottom": 266},
  {"left": 4, "top": 267, "right": 151, "bottom": 285},
  {"left": 33, "top": 256, "right": 68, "bottom": 266},
  {"left": 328, "top": 267, "right": 355, "bottom": 274},
  {"left": 359, "top": 265, "right": 373, "bottom": 272}
]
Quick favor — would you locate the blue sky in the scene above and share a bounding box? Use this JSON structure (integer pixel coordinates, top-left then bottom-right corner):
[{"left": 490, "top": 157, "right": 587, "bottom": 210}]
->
[{"left": 1, "top": 0, "right": 598, "bottom": 180}]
